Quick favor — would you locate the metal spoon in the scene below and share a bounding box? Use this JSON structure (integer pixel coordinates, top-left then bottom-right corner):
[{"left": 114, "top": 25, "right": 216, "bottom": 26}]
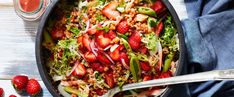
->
[{"left": 101, "top": 69, "right": 234, "bottom": 97}]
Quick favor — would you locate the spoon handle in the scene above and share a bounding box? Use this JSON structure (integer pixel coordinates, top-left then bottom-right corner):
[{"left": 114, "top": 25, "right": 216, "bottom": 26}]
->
[
  {"left": 103, "top": 69, "right": 234, "bottom": 97},
  {"left": 122, "top": 69, "right": 234, "bottom": 91}
]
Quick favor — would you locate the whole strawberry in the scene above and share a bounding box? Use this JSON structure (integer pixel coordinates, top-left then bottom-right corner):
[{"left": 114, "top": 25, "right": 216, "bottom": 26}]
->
[
  {"left": 12, "top": 75, "right": 28, "bottom": 92},
  {"left": 26, "top": 79, "right": 41, "bottom": 96},
  {"left": 0, "top": 87, "right": 4, "bottom": 97},
  {"left": 9, "top": 94, "right": 17, "bottom": 97}
]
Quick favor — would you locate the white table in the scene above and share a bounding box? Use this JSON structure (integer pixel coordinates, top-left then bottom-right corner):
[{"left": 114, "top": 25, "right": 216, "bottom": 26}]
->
[{"left": 0, "top": 0, "right": 187, "bottom": 96}]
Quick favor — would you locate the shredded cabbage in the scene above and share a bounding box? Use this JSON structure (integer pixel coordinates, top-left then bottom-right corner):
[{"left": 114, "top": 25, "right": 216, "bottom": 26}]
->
[{"left": 141, "top": 33, "right": 158, "bottom": 55}]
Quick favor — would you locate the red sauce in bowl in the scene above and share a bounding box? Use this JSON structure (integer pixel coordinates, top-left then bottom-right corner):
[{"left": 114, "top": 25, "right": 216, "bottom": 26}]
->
[{"left": 19, "top": 0, "right": 40, "bottom": 12}]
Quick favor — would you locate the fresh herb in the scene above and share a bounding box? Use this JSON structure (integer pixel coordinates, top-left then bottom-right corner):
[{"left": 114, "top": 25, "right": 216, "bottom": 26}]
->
[
  {"left": 160, "top": 16, "right": 179, "bottom": 51},
  {"left": 161, "top": 16, "right": 176, "bottom": 44},
  {"left": 96, "top": 15, "right": 103, "bottom": 22},
  {"left": 99, "top": 0, "right": 107, "bottom": 4},
  {"left": 95, "top": 72, "right": 103, "bottom": 81},
  {"left": 117, "top": 71, "right": 130, "bottom": 88},
  {"left": 96, "top": 26, "right": 109, "bottom": 33},
  {"left": 70, "top": 27, "right": 80, "bottom": 36},
  {"left": 96, "top": 12, "right": 106, "bottom": 22},
  {"left": 49, "top": 39, "right": 80, "bottom": 76}
]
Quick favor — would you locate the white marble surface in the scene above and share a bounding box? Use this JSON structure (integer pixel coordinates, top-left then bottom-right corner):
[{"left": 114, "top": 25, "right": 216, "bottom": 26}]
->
[{"left": 0, "top": 0, "right": 187, "bottom": 97}]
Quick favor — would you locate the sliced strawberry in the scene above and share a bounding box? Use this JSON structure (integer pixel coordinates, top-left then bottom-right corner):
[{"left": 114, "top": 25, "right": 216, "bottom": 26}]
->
[
  {"left": 128, "top": 39, "right": 140, "bottom": 50},
  {"left": 120, "top": 52, "right": 130, "bottom": 66},
  {"left": 130, "top": 32, "right": 141, "bottom": 42},
  {"left": 82, "top": 34, "right": 91, "bottom": 51},
  {"left": 50, "top": 27, "right": 65, "bottom": 40},
  {"left": 96, "top": 52, "right": 111, "bottom": 64},
  {"left": 94, "top": 89, "right": 105, "bottom": 96},
  {"left": 72, "top": 63, "right": 86, "bottom": 78},
  {"left": 139, "top": 47, "right": 148, "bottom": 54},
  {"left": 140, "top": 62, "right": 151, "bottom": 71},
  {"left": 91, "top": 63, "right": 105, "bottom": 73},
  {"left": 96, "top": 36, "right": 111, "bottom": 48},
  {"left": 110, "top": 48, "right": 120, "bottom": 61},
  {"left": 105, "top": 73, "right": 115, "bottom": 88},
  {"left": 87, "top": 27, "right": 98, "bottom": 35},
  {"left": 155, "top": 21, "right": 164, "bottom": 36},
  {"left": 151, "top": 0, "right": 165, "bottom": 14},
  {"left": 104, "top": 30, "right": 116, "bottom": 39},
  {"left": 143, "top": 75, "right": 152, "bottom": 81},
  {"left": 26, "top": 79, "right": 41, "bottom": 96},
  {"left": 128, "top": 32, "right": 141, "bottom": 50},
  {"left": 159, "top": 71, "right": 172, "bottom": 78},
  {"left": 101, "top": 2, "right": 120, "bottom": 20},
  {"left": 12, "top": 75, "right": 29, "bottom": 91},
  {"left": 0, "top": 87, "right": 4, "bottom": 97},
  {"left": 84, "top": 51, "right": 97, "bottom": 62},
  {"left": 117, "top": 21, "right": 130, "bottom": 34},
  {"left": 95, "top": 25, "right": 105, "bottom": 38},
  {"left": 77, "top": 36, "right": 86, "bottom": 53},
  {"left": 117, "top": 45, "right": 124, "bottom": 51}
]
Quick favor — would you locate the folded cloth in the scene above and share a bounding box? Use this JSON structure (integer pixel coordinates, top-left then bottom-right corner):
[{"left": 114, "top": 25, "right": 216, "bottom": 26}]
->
[{"left": 169, "top": 0, "right": 234, "bottom": 97}]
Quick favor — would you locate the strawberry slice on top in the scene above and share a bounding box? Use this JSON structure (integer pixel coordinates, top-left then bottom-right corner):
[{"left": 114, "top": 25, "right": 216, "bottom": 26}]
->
[
  {"left": 128, "top": 32, "right": 141, "bottom": 50},
  {"left": 72, "top": 62, "right": 86, "bottom": 78},
  {"left": 91, "top": 62, "right": 105, "bottom": 73},
  {"left": 109, "top": 48, "right": 120, "bottom": 61},
  {"left": 82, "top": 34, "right": 92, "bottom": 51},
  {"left": 151, "top": 0, "right": 166, "bottom": 14},
  {"left": 101, "top": 1, "right": 120, "bottom": 20},
  {"left": 96, "top": 51, "right": 112, "bottom": 64},
  {"left": 117, "top": 21, "right": 130, "bottom": 34},
  {"left": 104, "top": 30, "right": 116, "bottom": 39},
  {"left": 96, "top": 35, "right": 111, "bottom": 48},
  {"left": 105, "top": 72, "right": 115, "bottom": 88},
  {"left": 84, "top": 51, "right": 97, "bottom": 62}
]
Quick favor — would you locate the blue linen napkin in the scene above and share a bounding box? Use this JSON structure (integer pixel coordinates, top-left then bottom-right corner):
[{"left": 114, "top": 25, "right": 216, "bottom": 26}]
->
[{"left": 168, "top": 0, "right": 234, "bottom": 97}]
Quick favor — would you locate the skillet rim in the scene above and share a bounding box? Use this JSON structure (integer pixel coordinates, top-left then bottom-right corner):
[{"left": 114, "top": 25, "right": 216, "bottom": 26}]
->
[{"left": 35, "top": 0, "right": 186, "bottom": 97}]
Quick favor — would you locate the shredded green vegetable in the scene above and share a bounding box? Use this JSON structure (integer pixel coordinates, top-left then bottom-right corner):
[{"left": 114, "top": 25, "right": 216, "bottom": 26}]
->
[{"left": 142, "top": 32, "right": 158, "bottom": 54}]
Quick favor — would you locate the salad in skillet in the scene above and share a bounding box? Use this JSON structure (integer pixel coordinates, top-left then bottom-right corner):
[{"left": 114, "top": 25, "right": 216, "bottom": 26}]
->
[{"left": 43, "top": 0, "right": 179, "bottom": 96}]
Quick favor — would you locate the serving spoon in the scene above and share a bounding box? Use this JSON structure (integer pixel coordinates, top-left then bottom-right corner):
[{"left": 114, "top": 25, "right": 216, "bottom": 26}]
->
[{"left": 101, "top": 69, "right": 234, "bottom": 97}]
